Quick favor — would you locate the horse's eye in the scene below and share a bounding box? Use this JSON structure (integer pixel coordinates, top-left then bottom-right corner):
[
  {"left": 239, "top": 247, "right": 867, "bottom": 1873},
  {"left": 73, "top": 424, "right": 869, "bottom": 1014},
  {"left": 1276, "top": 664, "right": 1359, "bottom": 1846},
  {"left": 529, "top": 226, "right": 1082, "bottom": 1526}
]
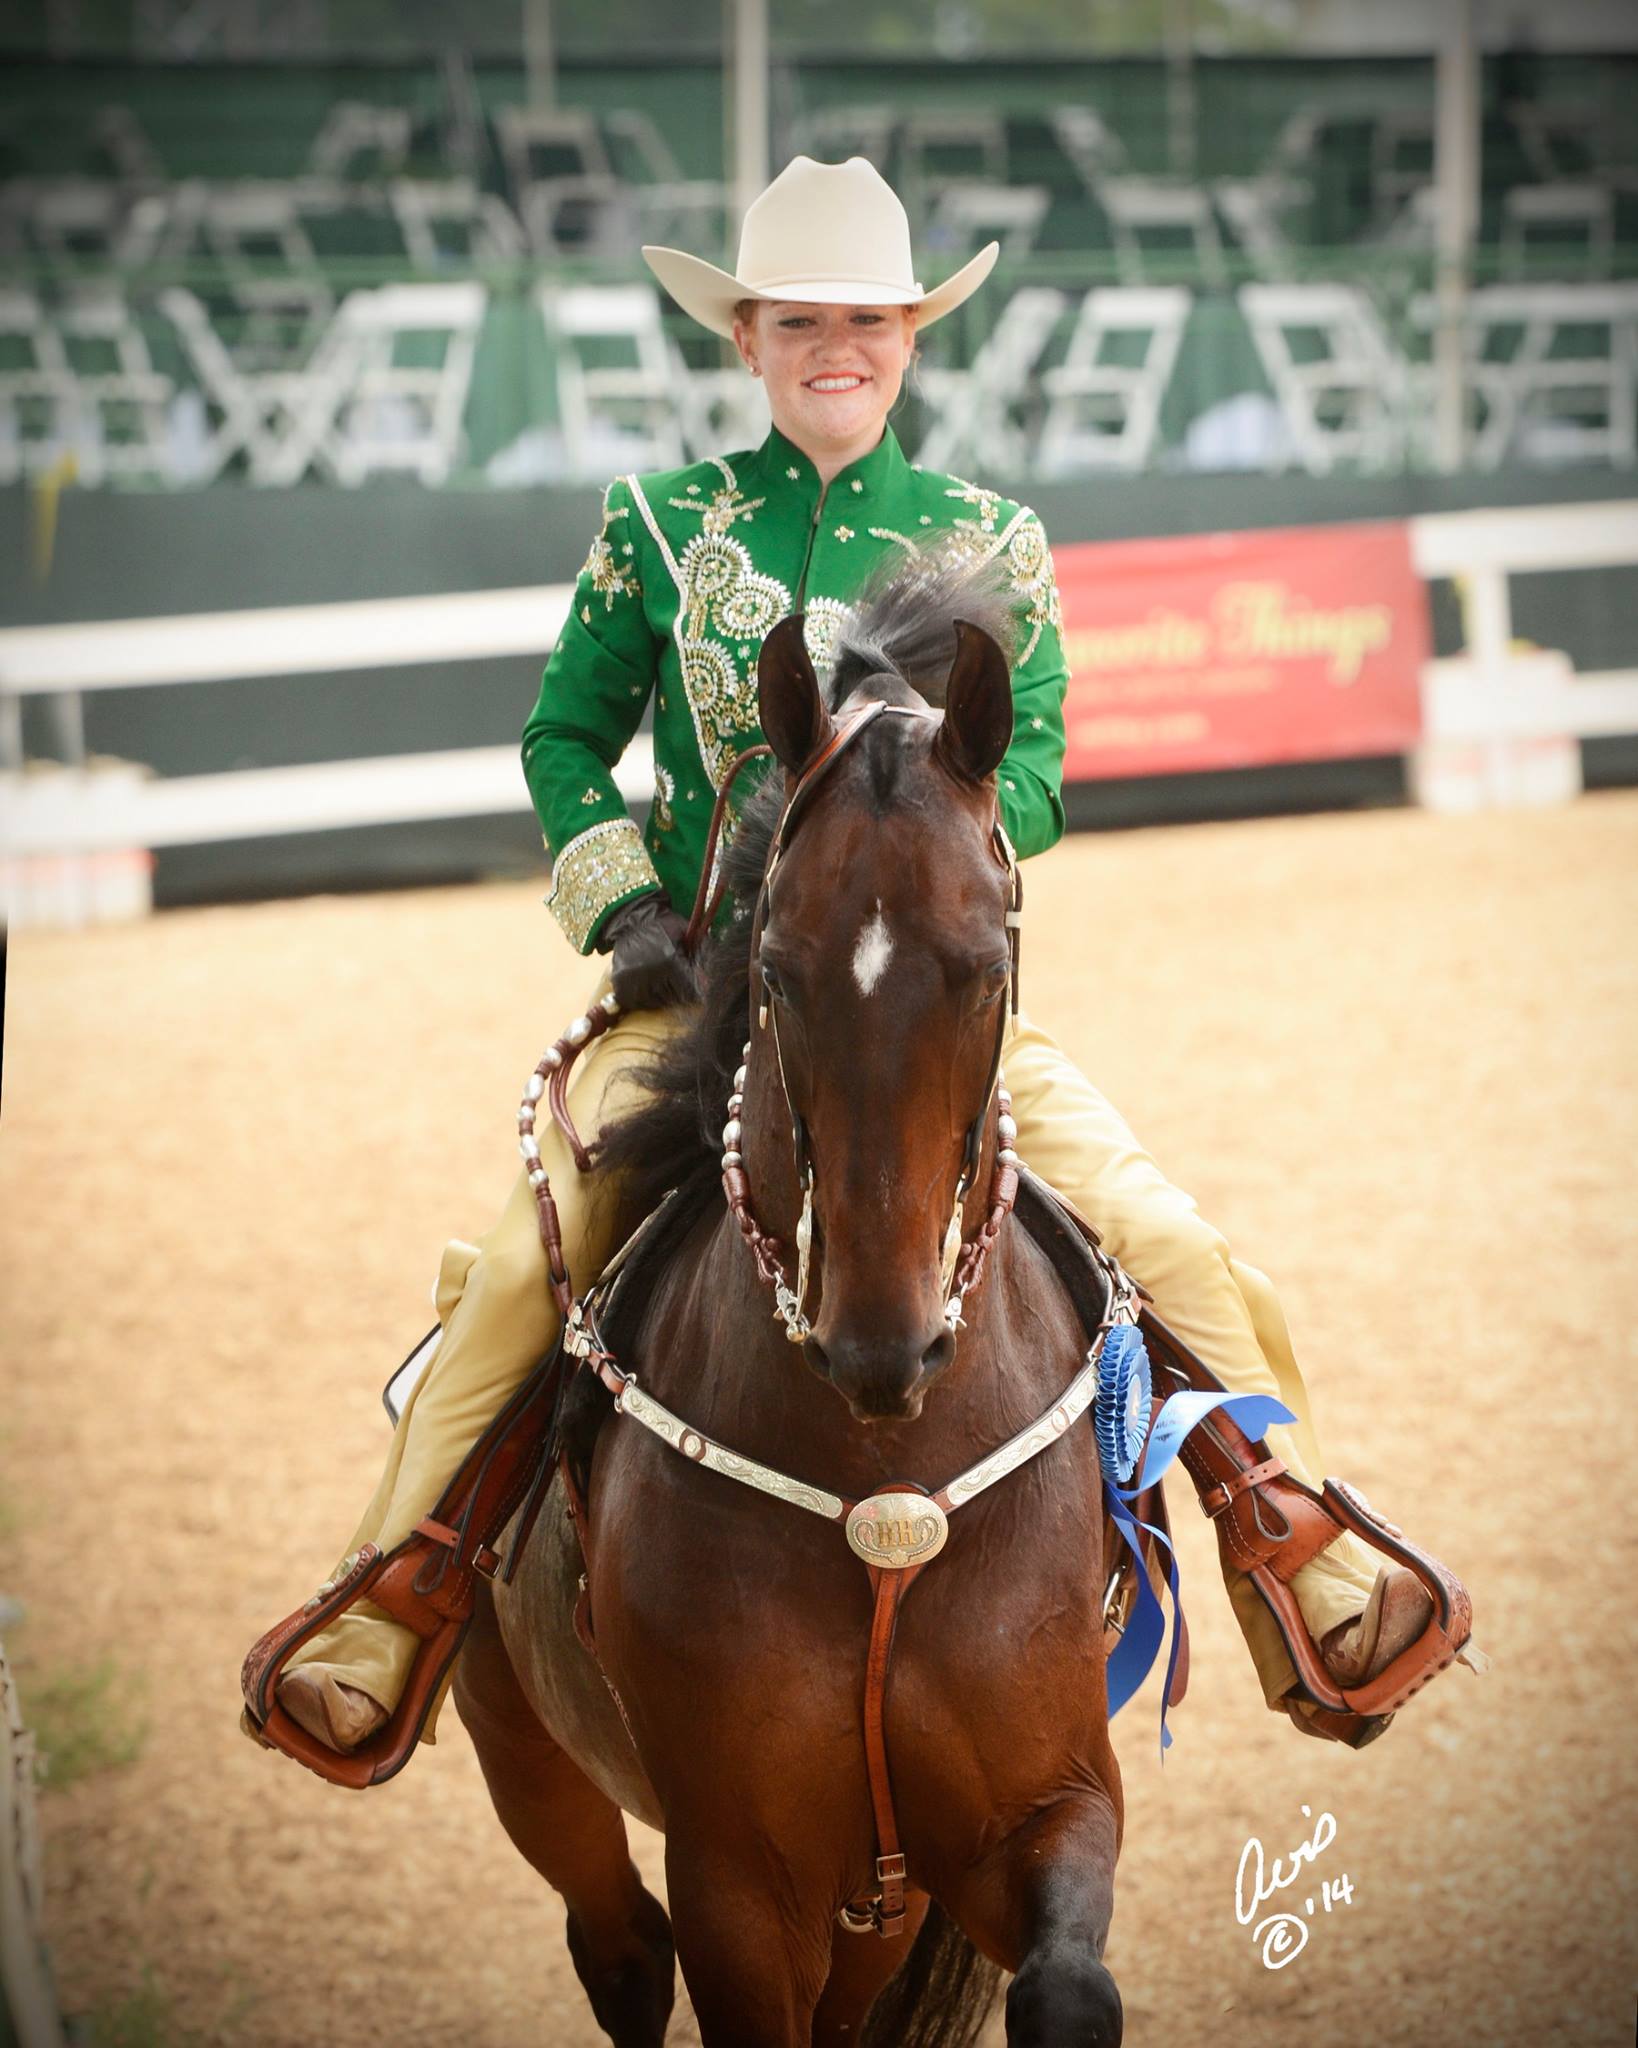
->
[
  {"left": 980, "top": 960, "right": 1011, "bottom": 1002},
  {"left": 761, "top": 961, "right": 786, "bottom": 1002}
]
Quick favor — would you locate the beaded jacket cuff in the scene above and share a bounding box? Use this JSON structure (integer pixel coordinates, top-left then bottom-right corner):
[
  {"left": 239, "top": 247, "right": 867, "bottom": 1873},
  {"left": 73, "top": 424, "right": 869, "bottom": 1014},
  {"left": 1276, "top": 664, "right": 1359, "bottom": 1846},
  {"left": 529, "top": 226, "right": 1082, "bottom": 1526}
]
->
[{"left": 546, "top": 816, "right": 662, "bottom": 954}]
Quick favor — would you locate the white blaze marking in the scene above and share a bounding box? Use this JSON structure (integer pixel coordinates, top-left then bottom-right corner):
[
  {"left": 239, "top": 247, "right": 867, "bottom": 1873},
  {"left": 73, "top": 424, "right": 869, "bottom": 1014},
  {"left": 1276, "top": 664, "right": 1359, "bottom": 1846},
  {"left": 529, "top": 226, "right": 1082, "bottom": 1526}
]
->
[{"left": 852, "top": 901, "right": 894, "bottom": 997}]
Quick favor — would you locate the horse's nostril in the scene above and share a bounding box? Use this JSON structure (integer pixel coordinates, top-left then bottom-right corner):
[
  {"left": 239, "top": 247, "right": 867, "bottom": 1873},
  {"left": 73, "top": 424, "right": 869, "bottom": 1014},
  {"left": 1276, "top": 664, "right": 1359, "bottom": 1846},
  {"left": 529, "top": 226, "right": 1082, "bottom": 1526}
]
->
[{"left": 921, "top": 1328, "right": 956, "bottom": 1376}]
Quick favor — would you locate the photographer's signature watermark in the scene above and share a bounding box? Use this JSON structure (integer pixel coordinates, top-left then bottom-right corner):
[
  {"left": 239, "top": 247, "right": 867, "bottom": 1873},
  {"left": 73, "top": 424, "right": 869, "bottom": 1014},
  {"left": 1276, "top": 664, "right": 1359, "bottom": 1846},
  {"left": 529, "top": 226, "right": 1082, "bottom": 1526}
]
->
[{"left": 1235, "top": 1805, "right": 1354, "bottom": 1969}]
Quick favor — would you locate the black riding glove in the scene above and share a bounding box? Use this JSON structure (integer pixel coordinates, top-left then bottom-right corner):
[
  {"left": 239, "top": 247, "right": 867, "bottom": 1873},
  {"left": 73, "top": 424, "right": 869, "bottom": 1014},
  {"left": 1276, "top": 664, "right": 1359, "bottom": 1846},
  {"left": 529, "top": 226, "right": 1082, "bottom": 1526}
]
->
[{"left": 600, "top": 892, "right": 696, "bottom": 1012}]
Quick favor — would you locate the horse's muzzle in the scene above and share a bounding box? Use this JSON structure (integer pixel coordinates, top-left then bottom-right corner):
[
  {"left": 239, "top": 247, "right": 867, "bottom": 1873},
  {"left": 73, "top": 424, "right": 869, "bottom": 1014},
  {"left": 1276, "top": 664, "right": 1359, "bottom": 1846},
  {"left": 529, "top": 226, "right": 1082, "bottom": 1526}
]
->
[{"left": 805, "top": 1325, "right": 957, "bottom": 1422}]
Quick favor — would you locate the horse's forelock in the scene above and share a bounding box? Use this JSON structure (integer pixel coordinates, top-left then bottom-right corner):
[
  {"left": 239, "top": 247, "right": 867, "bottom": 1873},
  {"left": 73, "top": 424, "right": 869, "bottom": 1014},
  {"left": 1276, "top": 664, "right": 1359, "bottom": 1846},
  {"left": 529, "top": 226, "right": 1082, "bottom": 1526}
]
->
[{"left": 826, "top": 536, "right": 1017, "bottom": 712}]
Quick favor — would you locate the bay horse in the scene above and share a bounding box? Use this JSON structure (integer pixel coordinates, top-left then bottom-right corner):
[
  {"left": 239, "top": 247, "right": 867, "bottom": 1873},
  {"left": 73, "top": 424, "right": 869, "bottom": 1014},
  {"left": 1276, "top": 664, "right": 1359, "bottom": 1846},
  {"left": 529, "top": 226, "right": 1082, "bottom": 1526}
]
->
[{"left": 455, "top": 551, "right": 1129, "bottom": 2047}]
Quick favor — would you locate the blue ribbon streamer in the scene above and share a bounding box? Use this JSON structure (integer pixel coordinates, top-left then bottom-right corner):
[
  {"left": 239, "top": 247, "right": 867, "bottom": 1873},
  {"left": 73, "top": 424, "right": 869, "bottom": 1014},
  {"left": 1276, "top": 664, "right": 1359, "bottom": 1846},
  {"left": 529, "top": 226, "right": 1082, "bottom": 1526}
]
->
[{"left": 1102, "top": 1388, "right": 1297, "bottom": 1756}]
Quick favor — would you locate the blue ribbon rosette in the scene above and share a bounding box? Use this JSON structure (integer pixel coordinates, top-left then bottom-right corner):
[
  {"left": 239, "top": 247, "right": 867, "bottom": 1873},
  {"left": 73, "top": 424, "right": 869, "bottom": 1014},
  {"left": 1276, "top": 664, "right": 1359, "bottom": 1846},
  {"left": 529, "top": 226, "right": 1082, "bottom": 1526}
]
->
[
  {"left": 1093, "top": 1322, "right": 1152, "bottom": 1484},
  {"left": 1094, "top": 1320, "right": 1299, "bottom": 1755}
]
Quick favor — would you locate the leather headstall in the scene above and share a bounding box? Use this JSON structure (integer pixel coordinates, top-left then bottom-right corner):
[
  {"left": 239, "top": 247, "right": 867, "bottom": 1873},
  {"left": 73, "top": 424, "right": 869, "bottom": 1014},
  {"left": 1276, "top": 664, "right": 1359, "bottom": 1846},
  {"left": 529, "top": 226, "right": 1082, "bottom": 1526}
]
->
[{"left": 724, "top": 699, "right": 1024, "bottom": 1349}]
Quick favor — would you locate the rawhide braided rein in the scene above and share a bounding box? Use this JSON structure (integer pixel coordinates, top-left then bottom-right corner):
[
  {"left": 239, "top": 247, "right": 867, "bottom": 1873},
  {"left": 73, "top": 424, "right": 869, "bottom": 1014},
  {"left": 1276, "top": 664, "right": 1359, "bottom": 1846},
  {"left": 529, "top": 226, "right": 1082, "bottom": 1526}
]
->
[
  {"left": 516, "top": 743, "right": 771, "bottom": 1311},
  {"left": 515, "top": 990, "right": 623, "bottom": 1317},
  {"left": 719, "top": 1043, "right": 801, "bottom": 1307}
]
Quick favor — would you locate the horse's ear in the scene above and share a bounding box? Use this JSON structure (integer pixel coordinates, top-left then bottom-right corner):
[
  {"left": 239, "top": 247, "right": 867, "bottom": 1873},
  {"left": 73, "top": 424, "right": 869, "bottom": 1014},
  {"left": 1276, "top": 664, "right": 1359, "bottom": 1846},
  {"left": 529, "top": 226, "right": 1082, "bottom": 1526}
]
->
[
  {"left": 935, "top": 618, "right": 1014, "bottom": 785},
  {"left": 758, "top": 613, "right": 834, "bottom": 772}
]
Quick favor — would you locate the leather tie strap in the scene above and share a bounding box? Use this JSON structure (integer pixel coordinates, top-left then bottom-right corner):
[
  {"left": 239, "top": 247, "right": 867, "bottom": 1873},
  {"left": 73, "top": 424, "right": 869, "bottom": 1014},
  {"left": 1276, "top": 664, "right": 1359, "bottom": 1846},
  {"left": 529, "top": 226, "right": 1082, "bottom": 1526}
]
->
[
  {"left": 1198, "top": 1456, "right": 1285, "bottom": 1520},
  {"left": 846, "top": 1544, "right": 927, "bottom": 1939}
]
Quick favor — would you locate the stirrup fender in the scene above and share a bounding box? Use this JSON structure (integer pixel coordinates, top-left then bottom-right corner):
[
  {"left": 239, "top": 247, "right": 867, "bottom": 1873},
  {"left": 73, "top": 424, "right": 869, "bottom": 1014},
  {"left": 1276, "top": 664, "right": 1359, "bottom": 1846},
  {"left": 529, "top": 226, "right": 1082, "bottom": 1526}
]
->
[{"left": 241, "top": 1346, "right": 568, "bottom": 1787}]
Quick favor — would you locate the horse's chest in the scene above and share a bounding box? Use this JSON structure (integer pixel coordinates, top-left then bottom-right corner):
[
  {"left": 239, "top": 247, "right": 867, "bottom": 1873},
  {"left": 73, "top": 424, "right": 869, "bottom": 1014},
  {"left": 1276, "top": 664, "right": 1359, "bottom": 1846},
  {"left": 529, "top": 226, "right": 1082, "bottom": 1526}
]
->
[{"left": 590, "top": 1425, "right": 1109, "bottom": 1801}]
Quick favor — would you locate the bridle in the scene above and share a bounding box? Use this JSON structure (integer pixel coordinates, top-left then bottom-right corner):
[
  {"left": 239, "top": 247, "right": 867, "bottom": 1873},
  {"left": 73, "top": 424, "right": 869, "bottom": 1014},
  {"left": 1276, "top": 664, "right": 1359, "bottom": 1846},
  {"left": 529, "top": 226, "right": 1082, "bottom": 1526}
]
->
[{"left": 720, "top": 698, "right": 1025, "bottom": 1344}]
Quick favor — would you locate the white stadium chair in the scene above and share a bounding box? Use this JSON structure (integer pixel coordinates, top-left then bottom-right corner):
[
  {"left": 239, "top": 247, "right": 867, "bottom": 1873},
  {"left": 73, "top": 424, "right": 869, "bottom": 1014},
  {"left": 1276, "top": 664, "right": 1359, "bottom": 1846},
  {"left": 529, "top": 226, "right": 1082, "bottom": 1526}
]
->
[
  {"left": 496, "top": 105, "right": 611, "bottom": 186},
  {"left": 602, "top": 111, "right": 729, "bottom": 254},
  {"left": 900, "top": 110, "right": 1008, "bottom": 216},
  {"left": 926, "top": 182, "right": 1051, "bottom": 264},
  {"left": 53, "top": 292, "right": 174, "bottom": 486},
  {"left": 22, "top": 179, "right": 133, "bottom": 270},
  {"left": 1239, "top": 282, "right": 1411, "bottom": 474},
  {"left": 1048, "top": 105, "right": 1130, "bottom": 189},
  {"left": 189, "top": 182, "right": 335, "bottom": 370},
  {"left": 387, "top": 179, "right": 525, "bottom": 269},
  {"left": 540, "top": 283, "right": 687, "bottom": 481},
  {"left": 1500, "top": 184, "right": 1615, "bottom": 281},
  {"left": 307, "top": 102, "right": 412, "bottom": 181},
  {"left": 1413, "top": 283, "right": 1638, "bottom": 469},
  {"left": 497, "top": 108, "right": 629, "bottom": 258},
  {"left": 0, "top": 288, "right": 78, "bottom": 484},
  {"left": 258, "top": 283, "right": 488, "bottom": 487},
  {"left": 916, "top": 286, "right": 1067, "bottom": 476},
  {"left": 1097, "top": 177, "right": 1226, "bottom": 289},
  {"left": 1211, "top": 175, "right": 1310, "bottom": 280},
  {"left": 1037, "top": 286, "right": 1192, "bottom": 476},
  {"left": 0, "top": 290, "right": 174, "bottom": 487},
  {"left": 161, "top": 286, "right": 328, "bottom": 483}
]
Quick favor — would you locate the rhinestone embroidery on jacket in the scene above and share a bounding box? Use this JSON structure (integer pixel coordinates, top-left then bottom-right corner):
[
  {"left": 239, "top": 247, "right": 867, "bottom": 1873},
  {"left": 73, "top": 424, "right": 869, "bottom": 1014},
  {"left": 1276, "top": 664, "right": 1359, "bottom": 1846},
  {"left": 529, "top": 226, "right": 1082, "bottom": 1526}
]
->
[
  {"left": 625, "top": 457, "right": 1063, "bottom": 811},
  {"left": 938, "top": 496, "right": 1063, "bottom": 667},
  {"left": 1001, "top": 510, "right": 1064, "bottom": 665},
  {"left": 580, "top": 486, "right": 640, "bottom": 609},
  {"left": 943, "top": 475, "right": 1004, "bottom": 533},
  {"left": 802, "top": 597, "right": 857, "bottom": 680},
  {"left": 546, "top": 816, "right": 660, "bottom": 953},
  {"left": 867, "top": 526, "right": 920, "bottom": 556},
  {"left": 632, "top": 461, "right": 792, "bottom": 788},
  {"left": 653, "top": 763, "right": 676, "bottom": 834}
]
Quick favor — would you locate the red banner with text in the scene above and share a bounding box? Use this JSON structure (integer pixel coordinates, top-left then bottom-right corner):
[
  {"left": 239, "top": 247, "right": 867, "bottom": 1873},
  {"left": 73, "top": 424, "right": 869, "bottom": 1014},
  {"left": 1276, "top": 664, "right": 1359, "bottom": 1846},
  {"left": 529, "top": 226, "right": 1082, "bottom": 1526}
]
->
[{"left": 1055, "top": 521, "right": 1430, "bottom": 780}]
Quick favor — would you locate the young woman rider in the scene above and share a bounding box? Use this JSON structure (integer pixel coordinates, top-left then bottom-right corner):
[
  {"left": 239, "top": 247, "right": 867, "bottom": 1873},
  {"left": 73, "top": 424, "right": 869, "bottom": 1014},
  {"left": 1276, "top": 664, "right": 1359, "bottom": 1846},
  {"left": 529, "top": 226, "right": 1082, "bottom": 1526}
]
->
[{"left": 259, "top": 155, "right": 1461, "bottom": 1765}]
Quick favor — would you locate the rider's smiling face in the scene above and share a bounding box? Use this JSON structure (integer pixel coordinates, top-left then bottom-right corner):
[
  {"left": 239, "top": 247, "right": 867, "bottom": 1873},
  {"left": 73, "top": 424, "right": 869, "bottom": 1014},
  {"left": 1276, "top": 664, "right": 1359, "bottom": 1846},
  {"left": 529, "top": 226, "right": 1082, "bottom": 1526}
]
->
[{"left": 731, "top": 301, "right": 916, "bottom": 476}]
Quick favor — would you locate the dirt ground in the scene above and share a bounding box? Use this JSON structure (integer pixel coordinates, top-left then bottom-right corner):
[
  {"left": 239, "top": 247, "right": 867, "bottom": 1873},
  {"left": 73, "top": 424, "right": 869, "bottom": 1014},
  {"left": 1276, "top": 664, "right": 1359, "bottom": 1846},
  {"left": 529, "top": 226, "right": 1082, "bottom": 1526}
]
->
[{"left": 3, "top": 794, "right": 1636, "bottom": 2048}]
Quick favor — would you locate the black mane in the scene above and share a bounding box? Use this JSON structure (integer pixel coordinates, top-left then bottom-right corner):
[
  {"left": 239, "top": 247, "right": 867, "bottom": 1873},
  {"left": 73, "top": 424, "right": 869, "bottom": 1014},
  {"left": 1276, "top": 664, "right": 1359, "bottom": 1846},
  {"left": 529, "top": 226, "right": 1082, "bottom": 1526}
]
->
[
  {"left": 594, "top": 539, "right": 1016, "bottom": 1234},
  {"left": 593, "top": 769, "right": 781, "bottom": 1234}
]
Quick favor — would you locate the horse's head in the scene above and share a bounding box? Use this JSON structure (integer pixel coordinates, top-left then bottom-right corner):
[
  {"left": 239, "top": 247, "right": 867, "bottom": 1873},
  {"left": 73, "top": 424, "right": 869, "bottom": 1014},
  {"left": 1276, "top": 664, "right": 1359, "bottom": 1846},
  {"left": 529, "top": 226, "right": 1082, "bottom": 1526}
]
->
[{"left": 747, "top": 595, "right": 1016, "bottom": 1422}]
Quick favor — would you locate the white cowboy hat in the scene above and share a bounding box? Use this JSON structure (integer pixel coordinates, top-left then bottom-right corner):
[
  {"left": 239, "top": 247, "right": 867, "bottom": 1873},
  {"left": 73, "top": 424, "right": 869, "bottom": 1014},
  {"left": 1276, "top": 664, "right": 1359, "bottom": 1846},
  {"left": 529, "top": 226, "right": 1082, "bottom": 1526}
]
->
[{"left": 641, "top": 155, "right": 998, "bottom": 341}]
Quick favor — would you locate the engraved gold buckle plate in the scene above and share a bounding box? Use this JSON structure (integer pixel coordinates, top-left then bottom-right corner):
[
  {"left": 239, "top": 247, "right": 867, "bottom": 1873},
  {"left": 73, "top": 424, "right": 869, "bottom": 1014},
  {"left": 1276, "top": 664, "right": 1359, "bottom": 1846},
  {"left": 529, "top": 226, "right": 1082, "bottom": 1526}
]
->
[{"left": 844, "top": 1491, "right": 949, "bottom": 1570}]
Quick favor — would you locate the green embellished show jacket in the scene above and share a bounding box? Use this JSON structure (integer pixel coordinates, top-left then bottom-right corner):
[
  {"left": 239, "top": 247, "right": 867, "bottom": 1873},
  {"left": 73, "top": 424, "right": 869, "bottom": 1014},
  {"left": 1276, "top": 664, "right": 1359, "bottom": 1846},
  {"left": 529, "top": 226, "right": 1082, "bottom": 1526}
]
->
[{"left": 521, "top": 423, "right": 1069, "bottom": 954}]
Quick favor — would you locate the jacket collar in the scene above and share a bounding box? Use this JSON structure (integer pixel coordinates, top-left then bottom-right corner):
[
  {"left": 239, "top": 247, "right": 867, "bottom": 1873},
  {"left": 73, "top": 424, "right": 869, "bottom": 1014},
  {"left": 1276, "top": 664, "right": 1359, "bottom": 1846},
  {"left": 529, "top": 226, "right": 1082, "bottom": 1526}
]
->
[{"left": 752, "top": 422, "right": 911, "bottom": 505}]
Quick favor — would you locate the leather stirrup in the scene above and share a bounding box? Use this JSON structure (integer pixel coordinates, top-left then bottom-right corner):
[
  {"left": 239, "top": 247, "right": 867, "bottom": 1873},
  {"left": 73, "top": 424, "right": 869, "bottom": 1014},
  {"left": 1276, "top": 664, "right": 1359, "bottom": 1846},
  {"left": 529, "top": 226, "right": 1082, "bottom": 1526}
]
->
[
  {"left": 241, "top": 1347, "right": 566, "bottom": 1787},
  {"left": 1137, "top": 1310, "right": 1476, "bottom": 1743}
]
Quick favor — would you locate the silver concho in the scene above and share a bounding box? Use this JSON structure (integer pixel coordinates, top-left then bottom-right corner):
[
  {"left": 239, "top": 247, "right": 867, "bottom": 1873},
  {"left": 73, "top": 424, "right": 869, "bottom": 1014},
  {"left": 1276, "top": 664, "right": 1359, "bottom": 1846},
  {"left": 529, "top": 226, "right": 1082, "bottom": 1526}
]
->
[{"left": 845, "top": 1491, "right": 949, "bottom": 1570}]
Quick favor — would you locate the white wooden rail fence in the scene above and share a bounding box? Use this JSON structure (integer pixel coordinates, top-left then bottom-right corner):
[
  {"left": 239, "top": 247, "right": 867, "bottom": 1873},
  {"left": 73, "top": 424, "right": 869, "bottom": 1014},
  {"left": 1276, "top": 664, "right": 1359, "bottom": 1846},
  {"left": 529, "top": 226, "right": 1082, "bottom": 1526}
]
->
[
  {"left": 2, "top": 501, "right": 1636, "bottom": 912},
  {"left": 1411, "top": 501, "right": 1638, "bottom": 746}
]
